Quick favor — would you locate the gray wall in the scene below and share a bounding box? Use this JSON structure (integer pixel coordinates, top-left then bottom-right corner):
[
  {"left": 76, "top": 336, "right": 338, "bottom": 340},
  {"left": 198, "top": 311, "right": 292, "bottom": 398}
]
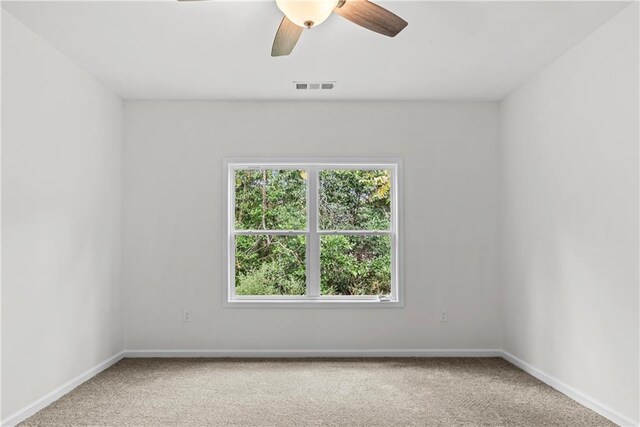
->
[
  {"left": 123, "top": 101, "right": 501, "bottom": 351},
  {"left": 1, "top": 10, "right": 124, "bottom": 420},
  {"left": 499, "top": 4, "right": 639, "bottom": 424}
]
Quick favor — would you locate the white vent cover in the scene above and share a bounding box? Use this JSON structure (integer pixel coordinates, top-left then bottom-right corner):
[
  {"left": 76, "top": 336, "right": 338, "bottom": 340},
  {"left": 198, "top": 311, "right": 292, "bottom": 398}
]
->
[{"left": 294, "top": 81, "right": 335, "bottom": 90}]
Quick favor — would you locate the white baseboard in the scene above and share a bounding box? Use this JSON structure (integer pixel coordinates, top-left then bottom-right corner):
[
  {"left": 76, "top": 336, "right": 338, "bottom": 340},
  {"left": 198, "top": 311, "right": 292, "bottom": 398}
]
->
[
  {"left": 500, "top": 351, "right": 638, "bottom": 427},
  {"left": 1, "top": 351, "right": 125, "bottom": 427},
  {"left": 123, "top": 348, "right": 503, "bottom": 358}
]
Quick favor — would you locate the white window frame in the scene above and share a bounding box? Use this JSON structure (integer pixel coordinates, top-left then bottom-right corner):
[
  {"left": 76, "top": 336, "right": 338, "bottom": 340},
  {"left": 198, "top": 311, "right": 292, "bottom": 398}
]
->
[{"left": 223, "top": 158, "right": 403, "bottom": 308}]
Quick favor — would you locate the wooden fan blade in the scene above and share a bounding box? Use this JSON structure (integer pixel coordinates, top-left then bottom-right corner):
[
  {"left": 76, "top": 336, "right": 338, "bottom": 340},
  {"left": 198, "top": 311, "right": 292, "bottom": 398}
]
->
[
  {"left": 334, "top": 0, "right": 407, "bottom": 37},
  {"left": 272, "top": 17, "right": 303, "bottom": 57}
]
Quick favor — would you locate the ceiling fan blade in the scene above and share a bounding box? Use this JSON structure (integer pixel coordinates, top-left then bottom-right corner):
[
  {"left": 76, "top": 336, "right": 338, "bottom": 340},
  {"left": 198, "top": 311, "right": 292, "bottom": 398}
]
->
[
  {"left": 334, "top": 0, "right": 407, "bottom": 37},
  {"left": 272, "top": 17, "right": 303, "bottom": 57}
]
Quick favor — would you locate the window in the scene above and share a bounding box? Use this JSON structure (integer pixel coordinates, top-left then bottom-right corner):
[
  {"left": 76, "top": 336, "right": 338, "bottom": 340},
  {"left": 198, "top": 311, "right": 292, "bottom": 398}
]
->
[{"left": 224, "top": 159, "right": 402, "bottom": 306}]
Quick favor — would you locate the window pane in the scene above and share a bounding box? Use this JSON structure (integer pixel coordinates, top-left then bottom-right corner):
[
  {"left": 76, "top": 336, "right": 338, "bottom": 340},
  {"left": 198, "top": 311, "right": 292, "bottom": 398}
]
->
[
  {"left": 319, "top": 169, "right": 391, "bottom": 230},
  {"left": 320, "top": 235, "right": 391, "bottom": 296},
  {"left": 235, "top": 235, "right": 306, "bottom": 296},
  {"left": 235, "top": 169, "right": 307, "bottom": 230}
]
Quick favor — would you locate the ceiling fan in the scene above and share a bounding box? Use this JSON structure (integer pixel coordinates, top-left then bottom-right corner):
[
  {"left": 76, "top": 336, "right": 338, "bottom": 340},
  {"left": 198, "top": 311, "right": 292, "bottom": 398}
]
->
[{"left": 178, "top": 0, "right": 408, "bottom": 57}]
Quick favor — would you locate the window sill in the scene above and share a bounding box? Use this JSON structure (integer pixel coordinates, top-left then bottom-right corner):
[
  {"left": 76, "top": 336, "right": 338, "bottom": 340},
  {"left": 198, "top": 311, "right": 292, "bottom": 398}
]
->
[{"left": 223, "top": 298, "right": 404, "bottom": 308}]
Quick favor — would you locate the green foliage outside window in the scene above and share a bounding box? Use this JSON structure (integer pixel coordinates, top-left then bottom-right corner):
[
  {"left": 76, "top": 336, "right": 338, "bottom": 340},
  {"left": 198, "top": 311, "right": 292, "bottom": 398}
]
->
[
  {"left": 235, "top": 169, "right": 307, "bottom": 230},
  {"left": 235, "top": 235, "right": 306, "bottom": 296},
  {"left": 320, "top": 235, "right": 391, "bottom": 295},
  {"left": 319, "top": 169, "right": 391, "bottom": 230},
  {"left": 234, "top": 168, "right": 392, "bottom": 296}
]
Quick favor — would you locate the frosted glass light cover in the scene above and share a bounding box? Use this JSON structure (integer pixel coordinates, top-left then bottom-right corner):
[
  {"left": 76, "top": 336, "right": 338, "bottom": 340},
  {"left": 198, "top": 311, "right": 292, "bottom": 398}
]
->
[{"left": 276, "top": 0, "right": 339, "bottom": 28}]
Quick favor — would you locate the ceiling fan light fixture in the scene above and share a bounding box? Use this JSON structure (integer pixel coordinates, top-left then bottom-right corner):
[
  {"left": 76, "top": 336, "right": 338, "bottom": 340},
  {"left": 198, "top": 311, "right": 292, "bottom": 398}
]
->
[{"left": 276, "top": 0, "right": 339, "bottom": 28}]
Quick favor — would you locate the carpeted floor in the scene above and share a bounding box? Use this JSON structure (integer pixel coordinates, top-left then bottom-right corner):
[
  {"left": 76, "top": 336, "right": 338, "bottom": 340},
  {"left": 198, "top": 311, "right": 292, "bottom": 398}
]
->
[{"left": 21, "top": 358, "right": 613, "bottom": 426}]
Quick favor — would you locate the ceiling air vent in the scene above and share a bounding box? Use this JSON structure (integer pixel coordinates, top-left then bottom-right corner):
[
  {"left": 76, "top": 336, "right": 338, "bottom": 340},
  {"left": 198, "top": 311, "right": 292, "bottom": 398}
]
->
[{"left": 294, "top": 81, "right": 335, "bottom": 91}]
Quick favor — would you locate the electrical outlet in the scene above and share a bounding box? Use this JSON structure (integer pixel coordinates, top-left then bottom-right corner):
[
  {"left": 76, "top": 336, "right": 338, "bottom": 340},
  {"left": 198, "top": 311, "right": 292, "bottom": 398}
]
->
[
  {"left": 440, "top": 310, "right": 448, "bottom": 322},
  {"left": 183, "top": 310, "right": 191, "bottom": 322}
]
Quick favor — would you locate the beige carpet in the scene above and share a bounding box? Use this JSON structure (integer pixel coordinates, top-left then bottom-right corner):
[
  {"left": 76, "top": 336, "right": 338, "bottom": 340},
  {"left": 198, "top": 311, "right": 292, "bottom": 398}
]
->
[{"left": 21, "top": 358, "right": 613, "bottom": 426}]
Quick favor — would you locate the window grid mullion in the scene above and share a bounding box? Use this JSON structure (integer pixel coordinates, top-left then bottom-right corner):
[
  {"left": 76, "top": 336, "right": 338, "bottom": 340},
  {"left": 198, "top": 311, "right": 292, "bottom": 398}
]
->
[
  {"left": 232, "top": 230, "right": 307, "bottom": 235},
  {"left": 316, "top": 230, "right": 391, "bottom": 236}
]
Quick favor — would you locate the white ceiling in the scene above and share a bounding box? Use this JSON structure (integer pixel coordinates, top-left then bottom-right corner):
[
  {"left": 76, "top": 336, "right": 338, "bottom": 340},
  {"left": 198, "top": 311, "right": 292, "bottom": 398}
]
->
[{"left": 2, "top": 1, "right": 630, "bottom": 100}]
